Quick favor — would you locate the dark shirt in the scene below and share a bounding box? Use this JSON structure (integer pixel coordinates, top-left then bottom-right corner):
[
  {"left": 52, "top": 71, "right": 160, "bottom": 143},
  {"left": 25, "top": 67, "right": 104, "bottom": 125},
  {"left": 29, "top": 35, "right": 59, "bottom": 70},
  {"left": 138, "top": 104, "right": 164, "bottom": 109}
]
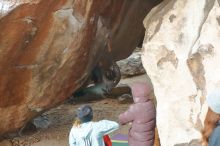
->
[{"left": 209, "top": 122, "right": 220, "bottom": 146}]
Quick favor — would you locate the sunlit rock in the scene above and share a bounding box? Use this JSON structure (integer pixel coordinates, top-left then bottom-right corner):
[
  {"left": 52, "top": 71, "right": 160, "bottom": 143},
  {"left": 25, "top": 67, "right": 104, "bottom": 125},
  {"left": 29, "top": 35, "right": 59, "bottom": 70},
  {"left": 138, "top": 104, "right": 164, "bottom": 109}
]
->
[{"left": 142, "top": 0, "right": 220, "bottom": 145}]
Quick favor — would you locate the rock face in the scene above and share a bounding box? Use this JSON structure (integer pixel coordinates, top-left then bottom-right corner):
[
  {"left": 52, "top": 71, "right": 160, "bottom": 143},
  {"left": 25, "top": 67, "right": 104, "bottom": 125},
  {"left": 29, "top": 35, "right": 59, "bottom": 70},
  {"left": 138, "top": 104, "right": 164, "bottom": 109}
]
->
[
  {"left": 117, "top": 48, "right": 146, "bottom": 78},
  {"left": 142, "top": 0, "right": 220, "bottom": 145},
  {"left": 0, "top": 140, "right": 12, "bottom": 146},
  {"left": 0, "top": 0, "right": 161, "bottom": 137}
]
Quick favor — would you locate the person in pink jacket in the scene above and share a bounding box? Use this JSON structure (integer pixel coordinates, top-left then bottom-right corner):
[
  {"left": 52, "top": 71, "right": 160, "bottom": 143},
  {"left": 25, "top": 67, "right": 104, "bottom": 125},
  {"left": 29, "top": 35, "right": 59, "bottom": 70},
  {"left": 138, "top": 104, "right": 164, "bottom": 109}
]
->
[{"left": 118, "top": 82, "right": 156, "bottom": 146}]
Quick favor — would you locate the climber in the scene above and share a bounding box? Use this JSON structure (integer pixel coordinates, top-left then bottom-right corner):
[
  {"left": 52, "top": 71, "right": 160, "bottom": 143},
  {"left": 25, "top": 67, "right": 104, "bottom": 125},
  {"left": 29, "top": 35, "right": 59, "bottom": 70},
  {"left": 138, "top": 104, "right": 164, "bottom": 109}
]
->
[
  {"left": 118, "top": 82, "right": 156, "bottom": 146},
  {"left": 69, "top": 105, "right": 119, "bottom": 146},
  {"left": 74, "top": 61, "right": 121, "bottom": 98}
]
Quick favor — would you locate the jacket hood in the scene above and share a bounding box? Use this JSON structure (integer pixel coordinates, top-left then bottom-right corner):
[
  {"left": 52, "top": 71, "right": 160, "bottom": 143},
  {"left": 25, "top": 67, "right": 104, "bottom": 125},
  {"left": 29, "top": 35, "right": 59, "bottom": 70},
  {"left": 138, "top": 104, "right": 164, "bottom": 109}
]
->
[{"left": 130, "top": 82, "right": 152, "bottom": 103}]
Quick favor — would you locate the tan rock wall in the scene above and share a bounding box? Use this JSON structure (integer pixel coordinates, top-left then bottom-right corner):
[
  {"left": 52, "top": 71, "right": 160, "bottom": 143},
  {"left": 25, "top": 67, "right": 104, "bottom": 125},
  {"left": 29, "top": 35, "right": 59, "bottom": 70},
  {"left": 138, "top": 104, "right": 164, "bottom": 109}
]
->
[{"left": 142, "top": 0, "right": 220, "bottom": 145}]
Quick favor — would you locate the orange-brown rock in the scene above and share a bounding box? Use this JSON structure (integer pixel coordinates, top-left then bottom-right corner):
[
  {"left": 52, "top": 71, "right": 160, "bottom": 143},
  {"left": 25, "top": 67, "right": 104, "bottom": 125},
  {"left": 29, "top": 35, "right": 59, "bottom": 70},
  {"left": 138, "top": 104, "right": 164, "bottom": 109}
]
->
[
  {"left": 0, "top": 140, "right": 12, "bottom": 146},
  {"left": 0, "top": 0, "right": 161, "bottom": 137}
]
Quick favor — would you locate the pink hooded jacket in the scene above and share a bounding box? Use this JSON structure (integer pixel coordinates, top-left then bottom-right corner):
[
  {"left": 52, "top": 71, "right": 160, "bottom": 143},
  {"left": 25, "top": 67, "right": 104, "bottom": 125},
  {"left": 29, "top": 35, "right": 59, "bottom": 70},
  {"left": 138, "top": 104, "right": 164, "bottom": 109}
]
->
[{"left": 118, "top": 83, "right": 156, "bottom": 146}]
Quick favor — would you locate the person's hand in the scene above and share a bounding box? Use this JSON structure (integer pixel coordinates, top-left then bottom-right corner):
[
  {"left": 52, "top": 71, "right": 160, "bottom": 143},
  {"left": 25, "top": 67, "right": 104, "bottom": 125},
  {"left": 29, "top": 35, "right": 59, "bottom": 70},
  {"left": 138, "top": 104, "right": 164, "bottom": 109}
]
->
[
  {"left": 117, "top": 120, "right": 125, "bottom": 126},
  {"left": 120, "top": 123, "right": 126, "bottom": 126}
]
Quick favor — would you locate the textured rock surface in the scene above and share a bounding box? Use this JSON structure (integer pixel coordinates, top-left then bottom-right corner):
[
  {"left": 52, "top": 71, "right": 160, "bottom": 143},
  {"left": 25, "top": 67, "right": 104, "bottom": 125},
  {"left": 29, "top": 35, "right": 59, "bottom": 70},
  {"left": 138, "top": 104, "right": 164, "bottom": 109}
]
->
[
  {"left": 142, "top": 0, "right": 220, "bottom": 145},
  {"left": 117, "top": 48, "right": 146, "bottom": 78},
  {"left": 0, "top": 0, "right": 161, "bottom": 137},
  {"left": 0, "top": 140, "right": 12, "bottom": 146}
]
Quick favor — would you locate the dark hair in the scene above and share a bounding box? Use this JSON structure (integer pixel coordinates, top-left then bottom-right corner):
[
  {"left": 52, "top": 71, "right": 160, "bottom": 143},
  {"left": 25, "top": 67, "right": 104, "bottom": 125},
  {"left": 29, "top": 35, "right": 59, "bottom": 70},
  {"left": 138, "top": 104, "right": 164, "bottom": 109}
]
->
[{"left": 76, "top": 105, "right": 93, "bottom": 123}]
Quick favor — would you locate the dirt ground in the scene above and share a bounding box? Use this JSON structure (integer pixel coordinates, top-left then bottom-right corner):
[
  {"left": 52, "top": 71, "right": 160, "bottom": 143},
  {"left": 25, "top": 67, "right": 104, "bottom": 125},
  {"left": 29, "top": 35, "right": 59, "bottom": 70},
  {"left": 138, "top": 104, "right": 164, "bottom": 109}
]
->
[{"left": 8, "top": 74, "right": 158, "bottom": 146}]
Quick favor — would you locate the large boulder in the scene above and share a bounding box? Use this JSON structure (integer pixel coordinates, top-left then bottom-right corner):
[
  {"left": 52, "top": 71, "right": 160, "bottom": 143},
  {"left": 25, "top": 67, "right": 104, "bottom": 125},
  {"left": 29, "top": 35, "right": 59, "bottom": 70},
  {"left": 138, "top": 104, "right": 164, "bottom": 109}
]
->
[
  {"left": 0, "top": 0, "right": 161, "bottom": 137},
  {"left": 142, "top": 0, "right": 220, "bottom": 145},
  {"left": 117, "top": 48, "right": 146, "bottom": 78}
]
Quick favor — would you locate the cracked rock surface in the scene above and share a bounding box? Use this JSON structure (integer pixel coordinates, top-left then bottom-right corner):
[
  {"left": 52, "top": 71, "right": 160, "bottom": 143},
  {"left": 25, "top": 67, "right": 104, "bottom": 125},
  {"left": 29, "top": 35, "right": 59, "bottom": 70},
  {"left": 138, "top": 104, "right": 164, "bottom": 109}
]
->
[{"left": 142, "top": 0, "right": 220, "bottom": 145}]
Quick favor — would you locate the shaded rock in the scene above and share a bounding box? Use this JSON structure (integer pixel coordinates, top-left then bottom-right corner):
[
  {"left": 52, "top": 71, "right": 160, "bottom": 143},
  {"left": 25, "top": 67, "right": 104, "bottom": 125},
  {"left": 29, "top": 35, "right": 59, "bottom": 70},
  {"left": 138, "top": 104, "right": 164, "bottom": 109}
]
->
[
  {"left": 118, "top": 94, "right": 133, "bottom": 104},
  {"left": 0, "top": 0, "right": 161, "bottom": 137},
  {"left": 117, "top": 48, "right": 146, "bottom": 78},
  {"left": 18, "top": 115, "right": 50, "bottom": 136},
  {"left": 142, "top": 0, "right": 220, "bottom": 145},
  {"left": 67, "top": 92, "right": 105, "bottom": 104},
  {"left": 18, "top": 122, "right": 37, "bottom": 136},
  {"left": 67, "top": 84, "right": 132, "bottom": 104},
  {"left": 32, "top": 115, "right": 50, "bottom": 129}
]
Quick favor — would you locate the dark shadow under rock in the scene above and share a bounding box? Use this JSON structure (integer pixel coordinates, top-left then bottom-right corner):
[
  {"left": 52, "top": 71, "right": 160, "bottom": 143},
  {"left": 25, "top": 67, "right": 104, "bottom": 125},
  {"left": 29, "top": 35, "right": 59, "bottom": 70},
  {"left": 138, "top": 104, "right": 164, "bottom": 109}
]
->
[
  {"left": 18, "top": 123, "right": 37, "bottom": 137},
  {"left": 66, "top": 84, "right": 132, "bottom": 104},
  {"left": 110, "top": 84, "right": 131, "bottom": 97}
]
